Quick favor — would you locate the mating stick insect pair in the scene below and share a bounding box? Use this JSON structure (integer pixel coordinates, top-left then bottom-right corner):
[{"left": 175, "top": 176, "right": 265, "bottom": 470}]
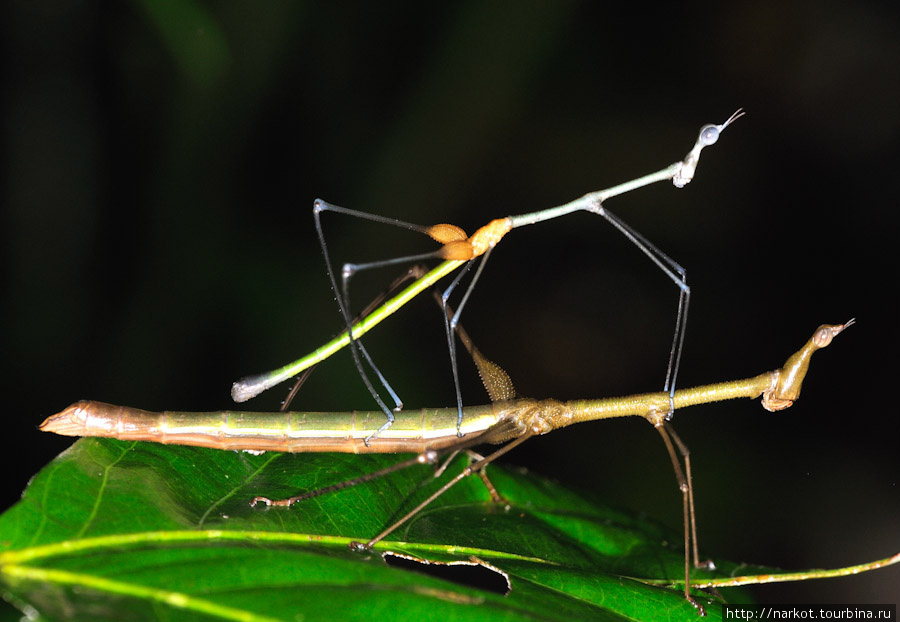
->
[{"left": 43, "top": 110, "right": 872, "bottom": 613}]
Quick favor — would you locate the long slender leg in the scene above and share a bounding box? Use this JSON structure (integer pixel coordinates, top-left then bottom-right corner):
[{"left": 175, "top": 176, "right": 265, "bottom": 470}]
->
[
  {"left": 440, "top": 248, "right": 495, "bottom": 435},
  {"left": 356, "top": 432, "right": 534, "bottom": 550},
  {"left": 656, "top": 423, "right": 706, "bottom": 615},
  {"left": 465, "top": 449, "right": 505, "bottom": 503},
  {"left": 435, "top": 201, "right": 691, "bottom": 436},
  {"left": 250, "top": 452, "right": 438, "bottom": 508},
  {"left": 586, "top": 201, "right": 690, "bottom": 419},
  {"left": 313, "top": 200, "right": 462, "bottom": 441},
  {"left": 665, "top": 425, "right": 716, "bottom": 570},
  {"left": 426, "top": 447, "right": 503, "bottom": 503},
  {"left": 280, "top": 266, "right": 427, "bottom": 412},
  {"left": 238, "top": 113, "right": 741, "bottom": 416},
  {"left": 251, "top": 418, "right": 520, "bottom": 515},
  {"left": 314, "top": 199, "right": 500, "bottom": 442}
]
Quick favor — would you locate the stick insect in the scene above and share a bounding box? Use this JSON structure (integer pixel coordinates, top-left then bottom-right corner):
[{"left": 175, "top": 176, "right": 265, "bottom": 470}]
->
[
  {"left": 43, "top": 319, "right": 853, "bottom": 613},
  {"left": 231, "top": 110, "right": 745, "bottom": 443}
]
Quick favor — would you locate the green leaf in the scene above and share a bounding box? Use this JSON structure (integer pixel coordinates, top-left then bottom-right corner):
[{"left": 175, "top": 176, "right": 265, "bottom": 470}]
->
[{"left": 0, "top": 439, "right": 749, "bottom": 621}]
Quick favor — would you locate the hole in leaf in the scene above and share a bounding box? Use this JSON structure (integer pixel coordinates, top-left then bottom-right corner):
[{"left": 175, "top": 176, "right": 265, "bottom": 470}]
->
[{"left": 383, "top": 552, "right": 511, "bottom": 596}]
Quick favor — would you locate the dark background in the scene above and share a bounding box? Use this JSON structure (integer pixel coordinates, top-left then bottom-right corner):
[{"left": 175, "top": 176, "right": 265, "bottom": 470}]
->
[{"left": 4, "top": 1, "right": 898, "bottom": 605}]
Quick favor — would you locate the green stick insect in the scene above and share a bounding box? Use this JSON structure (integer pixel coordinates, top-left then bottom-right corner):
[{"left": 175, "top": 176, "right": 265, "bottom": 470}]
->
[
  {"left": 44, "top": 319, "right": 870, "bottom": 612},
  {"left": 231, "top": 110, "right": 745, "bottom": 444}
]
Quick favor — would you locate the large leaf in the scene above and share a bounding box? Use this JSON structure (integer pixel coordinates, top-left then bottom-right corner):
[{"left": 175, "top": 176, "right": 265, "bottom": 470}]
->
[{"left": 0, "top": 438, "right": 754, "bottom": 621}]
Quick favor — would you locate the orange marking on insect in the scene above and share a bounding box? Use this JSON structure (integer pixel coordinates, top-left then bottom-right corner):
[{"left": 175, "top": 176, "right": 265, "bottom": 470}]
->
[{"left": 426, "top": 223, "right": 468, "bottom": 244}]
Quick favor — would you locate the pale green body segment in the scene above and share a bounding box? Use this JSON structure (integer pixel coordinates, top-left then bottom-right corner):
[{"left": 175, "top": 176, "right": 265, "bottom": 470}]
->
[
  {"left": 42, "top": 399, "right": 503, "bottom": 454},
  {"left": 230, "top": 259, "right": 464, "bottom": 403}
]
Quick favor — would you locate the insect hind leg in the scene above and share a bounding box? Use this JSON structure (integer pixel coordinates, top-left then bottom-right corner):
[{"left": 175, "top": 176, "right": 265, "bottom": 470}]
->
[
  {"left": 586, "top": 200, "right": 690, "bottom": 419},
  {"left": 314, "top": 199, "right": 450, "bottom": 442}
]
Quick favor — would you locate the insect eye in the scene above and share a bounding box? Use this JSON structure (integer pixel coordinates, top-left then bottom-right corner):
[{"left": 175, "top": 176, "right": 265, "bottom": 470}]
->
[
  {"left": 699, "top": 124, "right": 720, "bottom": 146},
  {"left": 813, "top": 326, "right": 835, "bottom": 348}
]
